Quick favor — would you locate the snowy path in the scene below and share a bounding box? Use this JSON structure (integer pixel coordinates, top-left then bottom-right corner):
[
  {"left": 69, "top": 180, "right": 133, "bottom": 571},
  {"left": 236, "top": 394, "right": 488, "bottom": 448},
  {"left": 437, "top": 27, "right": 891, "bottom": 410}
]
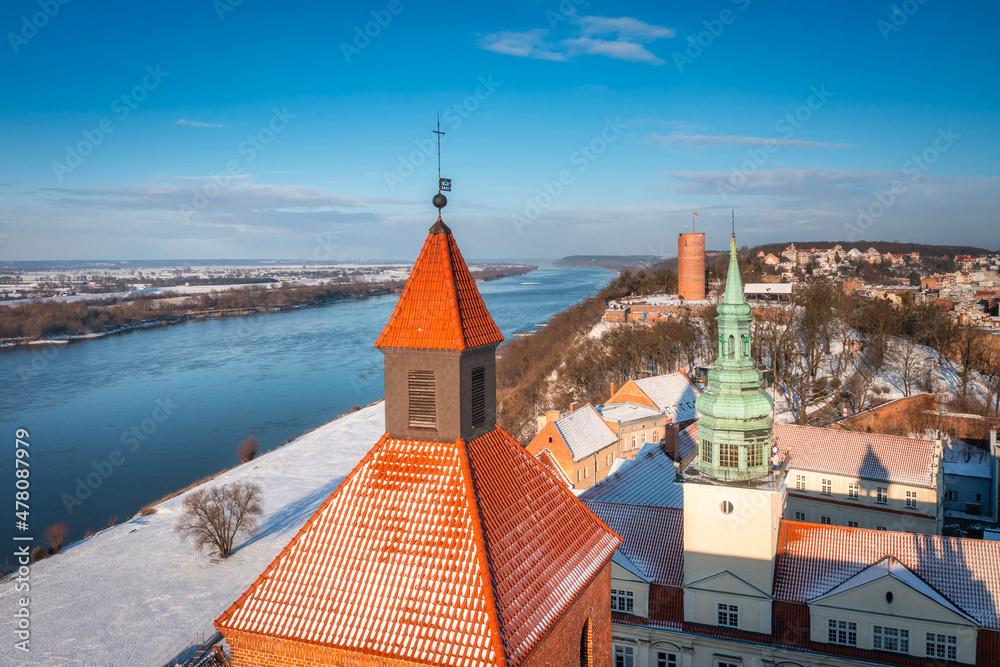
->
[{"left": 0, "top": 403, "right": 385, "bottom": 667}]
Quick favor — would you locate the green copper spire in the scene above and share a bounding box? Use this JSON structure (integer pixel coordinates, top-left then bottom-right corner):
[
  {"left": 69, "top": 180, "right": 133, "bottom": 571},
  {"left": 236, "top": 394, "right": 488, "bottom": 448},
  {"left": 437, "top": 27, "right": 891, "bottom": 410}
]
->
[{"left": 694, "top": 233, "right": 774, "bottom": 481}]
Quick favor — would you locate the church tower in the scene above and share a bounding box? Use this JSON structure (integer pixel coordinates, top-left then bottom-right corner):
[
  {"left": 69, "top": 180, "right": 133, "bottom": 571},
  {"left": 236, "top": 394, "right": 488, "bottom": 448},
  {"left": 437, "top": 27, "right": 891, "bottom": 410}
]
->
[
  {"left": 215, "top": 186, "right": 620, "bottom": 667},
  {"left": 681, "top": 230, "right": 786, "bottom": 635},
  {"left": 694, "top": 233, "right": 774, "bottom": 481}
]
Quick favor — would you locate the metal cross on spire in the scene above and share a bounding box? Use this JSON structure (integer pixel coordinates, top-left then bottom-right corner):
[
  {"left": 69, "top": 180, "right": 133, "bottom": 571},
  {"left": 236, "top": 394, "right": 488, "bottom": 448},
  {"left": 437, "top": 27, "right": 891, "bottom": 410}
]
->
[
  {"left": 431, "top": 115, "right": 450, "bottom": 217},
  {"left": 434, "top": 115, "right": 450, "bottom": 194}
]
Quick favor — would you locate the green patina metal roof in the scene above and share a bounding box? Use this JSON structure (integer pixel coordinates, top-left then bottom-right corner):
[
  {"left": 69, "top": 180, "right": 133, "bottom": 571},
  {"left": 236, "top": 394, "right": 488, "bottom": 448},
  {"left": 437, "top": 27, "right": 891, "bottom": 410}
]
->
[{"left": 694, "top": 234, "right": 774, "bottom": 480}]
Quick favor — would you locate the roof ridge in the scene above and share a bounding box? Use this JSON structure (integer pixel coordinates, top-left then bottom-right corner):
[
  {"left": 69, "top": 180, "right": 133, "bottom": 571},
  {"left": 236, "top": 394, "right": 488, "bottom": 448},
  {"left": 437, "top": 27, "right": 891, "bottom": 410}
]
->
[
  {"left": 442, "top": 232, "right": 466, "bottom": 349},
  {"left": 454, "top": 436, "right": 509, "bottom": 667}
]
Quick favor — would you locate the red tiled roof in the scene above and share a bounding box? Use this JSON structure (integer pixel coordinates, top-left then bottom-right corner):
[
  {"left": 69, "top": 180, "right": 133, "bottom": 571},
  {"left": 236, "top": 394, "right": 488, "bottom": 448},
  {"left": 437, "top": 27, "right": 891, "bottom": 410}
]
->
[
  {"left": 534, "top": 449, "right": 572, "bottom": 488},
  {"left": 775, "top": 521, "right": 1000, "bottom": 629},
  {"left": 375, "top": 220, "right": 504, "bottom": 351},
  {"left": 774, "top": 423, "right": 938, "bottom": 488},
  {"left": 216, "top": 428, "right": 619, "bottom": 666},
  {"left": 585, "top": 502, "right": 683, "bottom": 587}
]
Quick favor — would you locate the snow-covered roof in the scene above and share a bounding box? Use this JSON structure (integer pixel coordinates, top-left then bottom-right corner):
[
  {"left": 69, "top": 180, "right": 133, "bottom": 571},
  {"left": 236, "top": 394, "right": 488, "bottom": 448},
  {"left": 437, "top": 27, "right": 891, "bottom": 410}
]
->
[
  {"left": 942, "top": 439, "right": 994, "bottom": 480},
  {"left": 598, "top": 401, "right": 663, "bottom": 424},
  {"left": 632, "top": 373, "right": 700, "bottom": 422},
  {"left": 775, "top": 423, "right": 938, "bottom": 488},
  {"left": 578, "top": 437, "right": 685, "bottom": 508},
  {"left": 586, "top": 502, "right": 684, "bottom": 587},
  {"left": 216, "top": 427, "right": 621, "bottom": 667},
  {"left": 808, "top": 556, "right": 976, "bottom": 623},
  {"left": 555, "top": 404, "right": 620, "bottom": 462},
  {"left": 775, "top": 522, "right": 1000, "bottom": 629}
]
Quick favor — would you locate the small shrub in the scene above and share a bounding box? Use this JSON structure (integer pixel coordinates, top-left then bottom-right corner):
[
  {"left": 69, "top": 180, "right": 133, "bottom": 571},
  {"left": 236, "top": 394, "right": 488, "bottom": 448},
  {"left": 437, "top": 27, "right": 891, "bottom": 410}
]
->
[
  {"left": 105, "top": 516, "right": 117, "bottom": 528},
  {"left": 44, "top": 522, "right": 70, "bottom": 553},
  {"left": 30, "top": 547, "right": 47, "bottom": 562},
  {"left": 138, "top": 505, "right": 157, "bottom": 516},
  {"left": 82, "top": 529, "right": 95, "bottom": 539},
  {"left": 236, "top": 436, "right": 260, "bottom": 463}
]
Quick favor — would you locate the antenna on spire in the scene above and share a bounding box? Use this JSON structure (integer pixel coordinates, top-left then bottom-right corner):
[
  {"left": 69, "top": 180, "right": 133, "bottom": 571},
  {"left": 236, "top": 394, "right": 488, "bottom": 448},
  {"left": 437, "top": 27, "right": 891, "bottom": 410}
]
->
[
  {"left": 432, "top": 115, "right": 450, "bottom": 217},
  {"left": 732, "top": 210, "right": 735, "bottom": 238}
]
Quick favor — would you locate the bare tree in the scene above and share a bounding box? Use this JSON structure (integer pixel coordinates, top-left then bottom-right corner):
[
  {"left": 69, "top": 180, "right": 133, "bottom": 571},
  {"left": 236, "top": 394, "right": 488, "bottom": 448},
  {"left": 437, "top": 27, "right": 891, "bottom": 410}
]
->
[
  {"left": 175, "top": 481, "right": 263, "bottom": 558},
  {"left": 44, "top": 522, "right": 70, "bottom": 554},
  {"left": 955, "top": 324, "right": 987, "bottom": 403},
  {"left": 236, "top": 436, "right": 260, "bottom": 463},
  {"left": 887, "top": 337, "right": 928, "bottom": 397}
]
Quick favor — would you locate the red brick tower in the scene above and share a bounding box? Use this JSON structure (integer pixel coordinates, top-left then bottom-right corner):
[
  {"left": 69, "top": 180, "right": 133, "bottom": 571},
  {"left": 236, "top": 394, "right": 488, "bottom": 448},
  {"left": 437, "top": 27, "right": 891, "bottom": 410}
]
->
[
  {"left": 678, "top": 232, "right": 706, "bottom": 300},
  {"left": 215, "top": 212, "right": 621, "bottom": 667}
]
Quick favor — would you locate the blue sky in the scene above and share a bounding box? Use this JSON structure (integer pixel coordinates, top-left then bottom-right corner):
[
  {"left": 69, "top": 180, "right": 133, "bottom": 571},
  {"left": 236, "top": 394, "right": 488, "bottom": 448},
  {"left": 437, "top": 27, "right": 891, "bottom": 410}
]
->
[{"left": 1, "top": 0, "right": 997, "bottom": 260}]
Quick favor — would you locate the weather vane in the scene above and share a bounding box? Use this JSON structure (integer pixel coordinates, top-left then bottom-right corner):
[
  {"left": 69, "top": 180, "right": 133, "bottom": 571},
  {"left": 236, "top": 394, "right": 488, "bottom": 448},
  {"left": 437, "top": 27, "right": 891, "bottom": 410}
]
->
[{"left": 432, "top": 114, "right": 450, "bottom": 216}]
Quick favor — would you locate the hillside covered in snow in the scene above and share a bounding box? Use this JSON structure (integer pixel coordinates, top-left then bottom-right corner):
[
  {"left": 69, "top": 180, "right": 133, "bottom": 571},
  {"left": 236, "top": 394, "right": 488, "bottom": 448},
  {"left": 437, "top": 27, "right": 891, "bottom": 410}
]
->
[{"left": 0, "top": 403, "right": 386, "bottom": 666}]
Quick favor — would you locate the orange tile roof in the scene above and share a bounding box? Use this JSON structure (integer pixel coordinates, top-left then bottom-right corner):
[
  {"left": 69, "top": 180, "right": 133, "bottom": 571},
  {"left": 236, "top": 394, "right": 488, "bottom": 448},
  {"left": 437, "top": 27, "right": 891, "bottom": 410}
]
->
[
  {"left": 216, "top": 427, "right": 620, "bottom": 666},
  {"left": 774, "top": 423, "right": 938, "bottom": 488},
  {"left": 375, "top": 220, "right": 504, "bottom": 351},
  {"left": 775, "top": 521, "right": 1000, "bottom": 629}
]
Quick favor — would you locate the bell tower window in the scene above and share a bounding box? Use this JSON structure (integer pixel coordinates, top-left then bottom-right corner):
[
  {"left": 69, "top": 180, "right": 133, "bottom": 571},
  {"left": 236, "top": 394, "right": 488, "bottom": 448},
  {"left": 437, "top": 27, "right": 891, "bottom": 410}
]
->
[
  {"left": 471, "top": 366, "right": 486, "bottom": 427},
  {"left": 408, "top": 370, "right": 437, "bottom": 429},
  {"left": 728, "top": 335, "right": 735, "bottom": 358}
]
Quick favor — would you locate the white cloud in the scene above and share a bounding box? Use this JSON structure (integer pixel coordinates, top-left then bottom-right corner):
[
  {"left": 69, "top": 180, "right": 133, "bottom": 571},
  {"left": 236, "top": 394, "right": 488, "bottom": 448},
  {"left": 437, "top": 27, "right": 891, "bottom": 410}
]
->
[
  {"left": 650, "top": 133, "right": 859, "bottom": 149},
  {"left": 479, "top": 16, "right": 674, "bottom": 65},
  {"left": 563, "top": 37, "right": 665, "bottom": 65},
  {"left": 176, "top": 119, "right": 225, "bottom": 128},
  {"left": 478, "top": 30, "right": 567, "bottom": 62},
  {"left": 578, "top": 16, "right": 675, "bottom": 41}
]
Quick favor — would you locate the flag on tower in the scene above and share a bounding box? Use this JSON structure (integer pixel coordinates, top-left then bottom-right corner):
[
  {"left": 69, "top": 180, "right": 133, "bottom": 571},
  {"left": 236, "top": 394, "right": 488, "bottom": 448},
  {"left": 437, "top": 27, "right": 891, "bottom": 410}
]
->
[{"left": 693, "top": 211, "right": 698, "bottom": 216}]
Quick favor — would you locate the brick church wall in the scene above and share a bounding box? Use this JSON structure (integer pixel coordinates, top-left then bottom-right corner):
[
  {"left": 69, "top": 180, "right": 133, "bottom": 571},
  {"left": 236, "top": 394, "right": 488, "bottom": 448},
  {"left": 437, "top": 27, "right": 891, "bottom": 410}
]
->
[{"left": 520, "top": 561, "right": 613, "bottom": 667}]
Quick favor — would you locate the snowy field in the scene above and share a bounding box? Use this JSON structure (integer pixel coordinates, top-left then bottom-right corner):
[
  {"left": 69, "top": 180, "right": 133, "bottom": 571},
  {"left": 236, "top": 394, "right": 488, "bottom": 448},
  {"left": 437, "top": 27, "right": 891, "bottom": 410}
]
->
[{"left": 0, "top": 403, "right": 385, "bottom": 666}]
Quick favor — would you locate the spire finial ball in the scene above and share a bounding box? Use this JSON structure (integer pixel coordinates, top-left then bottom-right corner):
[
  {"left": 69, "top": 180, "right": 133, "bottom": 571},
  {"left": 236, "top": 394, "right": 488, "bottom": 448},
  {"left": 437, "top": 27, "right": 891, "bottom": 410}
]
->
[{"left": 433, "top": 193, "right": 448, "bottom": 210}]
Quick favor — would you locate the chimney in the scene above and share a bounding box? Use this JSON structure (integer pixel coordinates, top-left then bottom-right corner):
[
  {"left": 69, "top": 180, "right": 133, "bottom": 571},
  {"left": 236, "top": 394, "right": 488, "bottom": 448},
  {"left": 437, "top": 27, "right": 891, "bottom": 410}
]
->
[
  {"left": 609, "top": 382, "right": 617, "bottom": 400},
  {"left": 569, "top": 402, "right": 580, "bottom": 413},
  {"left": 663, "top": 423, "right": 681, "bottom": 459},
  {"left": 545, "top": 410, "right": 562, "bottom": 425}
]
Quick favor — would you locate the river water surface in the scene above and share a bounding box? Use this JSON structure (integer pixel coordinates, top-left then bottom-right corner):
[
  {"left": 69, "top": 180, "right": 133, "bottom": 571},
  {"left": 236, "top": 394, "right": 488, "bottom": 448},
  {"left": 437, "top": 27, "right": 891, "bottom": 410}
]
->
[{"left": 0, "top": 265, "right": 613, "bottom": 542}]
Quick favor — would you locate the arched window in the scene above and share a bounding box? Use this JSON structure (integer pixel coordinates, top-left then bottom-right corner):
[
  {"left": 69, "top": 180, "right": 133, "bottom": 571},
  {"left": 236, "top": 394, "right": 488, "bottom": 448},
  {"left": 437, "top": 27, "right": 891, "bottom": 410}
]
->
[
  {"left": 741, "top": 335, "right": 749, "bottom": 357},
  {"left": 728, "top": 335, "right": 735, "bottom": 358},
  {"left": 580, "top": 619, "right": 591, "bottom": 667}
]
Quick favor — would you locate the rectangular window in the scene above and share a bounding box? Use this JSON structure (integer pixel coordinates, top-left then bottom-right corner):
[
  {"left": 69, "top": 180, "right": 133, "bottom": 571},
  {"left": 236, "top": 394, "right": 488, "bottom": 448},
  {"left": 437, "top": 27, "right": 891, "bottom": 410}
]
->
[
  {"left": 821, "top": 478, "right": 832, "bottom": 495},
  {"left": 577, "top": 470, "right": 581, "bottom": 482},
  {"left": 848, "top": 482, "right": 859, "bottom": 499},
  {"left": 874, "top": 626, "right": 909, "bottom": 653},
  {"left": 795, "top": 474, "right": 806, "bottom": 490},
  {"left": 470, "top": 366, "right": 486, "bottom": 427},
  {"left": 821, "top": 516, "right": 832, "bottom": 525},
  {"left": 877, "top": 486, "right": 888, "bottom": 504},
  {"left": 656, "top": 652, "right": 677, "bottom": 667},
  {"left": 848, "top": 520, "right": 859, "bottom": 527},
  {"left": 717, "top": 603, "right": 738, "bottom": 628},
  {"left": 701, "top": 439, "right": 713, "bottom": 464},
  {"left": 876, "top": 525, "right": 888, "bottom": 531},
  {"left": 747, "top": 441, "right": 763, "bottom": 467},
  {"left": 611, "top": 589, "right": 634, "bottom": 613},
  {"left": 719, "top": 443, "right": 739, "bottom": 467},
  {"left": 606, "top": 454, "right": 611, "bottom": 466},
  {"left": 407, "top": 370, "right": 436, "bottom": 429},
  {"left": 614, "top": 645, "right": 634, "bottom": 667},
  {"left": 632, "top": 435, "right": 637, "bottom": 448},
  {"left": 945, "top": 490, "right": 958, "bottom": 501},
  {"left": 926, "top": 633, "right": 958, "bottom": 661},
  {"left": 641, "top": 432, "right": 647, "bottom": 445},
  {"left": 906, "top": 491, "right": 917, "bottom": 509},
  {"left": 828, "top": 619, "right": 857, "bottom": 646},
  {"left": 794, "top": 511, "right": 806, "bottom": 521}
]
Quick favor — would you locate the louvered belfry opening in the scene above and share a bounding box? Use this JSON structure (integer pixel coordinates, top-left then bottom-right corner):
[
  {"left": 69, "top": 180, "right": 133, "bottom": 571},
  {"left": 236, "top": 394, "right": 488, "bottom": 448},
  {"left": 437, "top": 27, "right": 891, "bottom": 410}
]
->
[
  {"left": 471, "top": 365, "right": 486, "bottom": 427},
  {"left": 407, "top": 370, "right": 437, "bottom": 429}
]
